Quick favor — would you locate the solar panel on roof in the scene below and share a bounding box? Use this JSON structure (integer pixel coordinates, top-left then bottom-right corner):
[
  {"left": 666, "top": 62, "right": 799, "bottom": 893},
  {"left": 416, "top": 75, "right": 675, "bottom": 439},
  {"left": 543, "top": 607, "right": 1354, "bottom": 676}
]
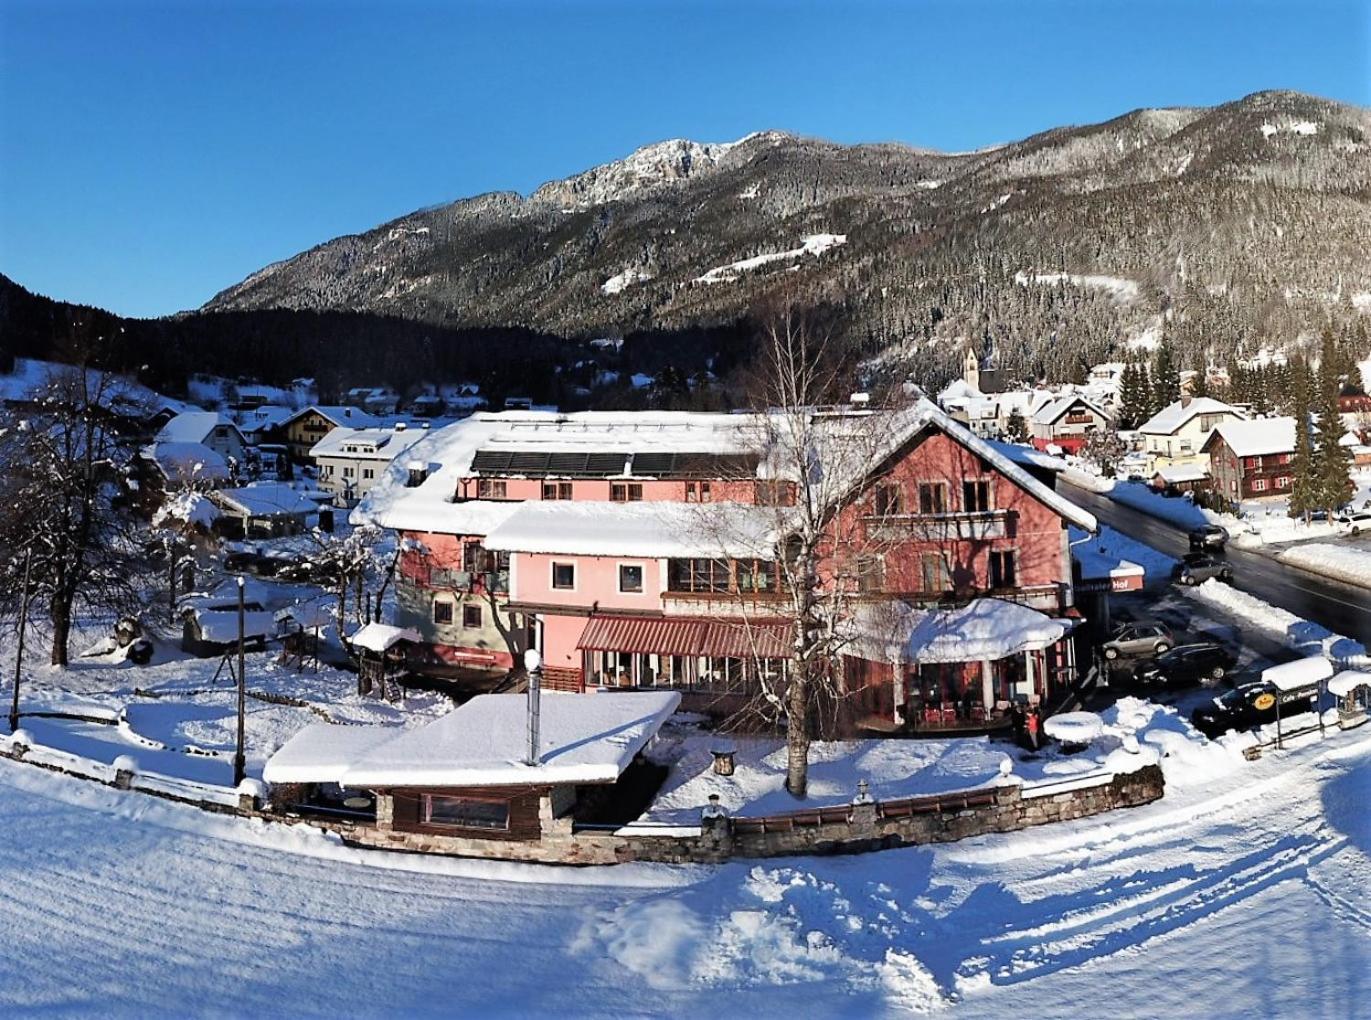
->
[
  {"left": 470, "top": 449, "right": 513, "bottom": 472},
  {"left": 507, "top": 451, "right": 552, "bottom": 473},
  {"left": 546, "top": 452, "right": 591, "bottom": 475},
  {"left": 584, "top": 452, "right": 628, "bottom": 475},
  {"left": 629, "top": 452, "right": 676, "bottom": 476}
]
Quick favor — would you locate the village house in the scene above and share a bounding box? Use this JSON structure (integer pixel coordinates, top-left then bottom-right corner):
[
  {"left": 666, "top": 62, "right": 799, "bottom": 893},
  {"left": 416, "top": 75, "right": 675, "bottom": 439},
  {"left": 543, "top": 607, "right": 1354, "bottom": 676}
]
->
[
  {"left": 1029, "top": 395, "right": 1111, "bottom": 454},
  {"left": 1201, "top": 417, "right": 1298, "bottom": 502},
  {"left": 280, "top": 405, "right": 378, "bottom": 464},
  {"left": 363, "top": 401, "right": 1098, "bottom": 736},
  {"left": 208, "top": 482, "right": 319, "bottom": 538},
  {"left": 310, "top": 422, "right": 427, "bottom": 506},
  {"left": 155, "top": 411, "right": 248, "bottom": 469},
  {"left": 1137, "top": 396, "right": 1246, "bottom": 477}
]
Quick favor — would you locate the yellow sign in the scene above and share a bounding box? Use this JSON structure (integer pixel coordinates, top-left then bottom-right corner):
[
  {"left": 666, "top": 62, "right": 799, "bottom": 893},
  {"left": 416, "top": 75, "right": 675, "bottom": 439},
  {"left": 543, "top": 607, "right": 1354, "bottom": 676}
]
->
[{"left": 1253, "top": 692, "right": 1276, "bottom": 711}]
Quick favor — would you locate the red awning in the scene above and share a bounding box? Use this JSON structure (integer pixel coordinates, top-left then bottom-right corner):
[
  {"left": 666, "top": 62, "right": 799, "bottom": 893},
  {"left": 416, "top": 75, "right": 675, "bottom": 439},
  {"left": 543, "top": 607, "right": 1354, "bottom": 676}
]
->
[{"left": 577, "top": 615, "right": 791, "bottom": 659}]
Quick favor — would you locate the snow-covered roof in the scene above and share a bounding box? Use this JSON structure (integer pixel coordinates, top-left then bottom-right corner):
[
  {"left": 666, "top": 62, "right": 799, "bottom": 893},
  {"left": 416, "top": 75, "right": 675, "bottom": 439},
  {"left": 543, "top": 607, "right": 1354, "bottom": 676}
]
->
[
  {"left": 262, "top": 723, "right": 402, "bottom": 785},
  {"left": 1329, "top": 670, "right": 1371, "bottom": 697},
  {"left": 187, "top": 608, "right": 274, "bottom": 643},
  {"left": 1153, "top": 465, "right": 1209, "bottom": 483},
  {"left": 483, "top": 500, "right": 784, "bottom": 559},
  {"left": 1138, "top": 397, "right": 1244, "bottom": 436},
  {"left": 308, "top": 425, "right": 427, "bottom": 461},
  {"left": 145, "top": 441, "right": 230, "bottom": 481},
  {"left": 348, "top": 622, "right": 421, "bottom": 653},
  {"left": 211, "top": 483, "right": 318, "bottom": 517},
  {"left": 1203, "top": 417, "right": 1296, "bottom": 457},
  {"left": 1031, "top": 394, "right": 1110, "bottom": 426},
  {"left": 1262, "top": 656, "right": 1333, "bottom": 692},
  {"left": 356, "top": 400, "right": 1098, "bottom": 538},
  {"left": 904, "top": 598, "right": 1077, "bottom": 663},
  {"left": 284, "top": 405, "right": 379, "bottom": 429},
  {"left": 338, "top": 691, "right": 681, "bottom": 788},
  {"left": 848, "top": 598, "right": 1076, "bottom": 665},
  {"left": 985, "top": 440, "right": 1069, "bottom": 474},
  {"left": 156, "top": 411, "right": 243, "bottom": 446}
]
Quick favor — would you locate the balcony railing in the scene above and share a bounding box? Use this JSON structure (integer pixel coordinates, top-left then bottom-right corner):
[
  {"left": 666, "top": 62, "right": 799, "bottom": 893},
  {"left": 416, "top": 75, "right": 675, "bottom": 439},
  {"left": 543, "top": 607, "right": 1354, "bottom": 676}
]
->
[
  {"left": 400, "top": 561, "right": 509, "bottom": 596},
  {"left": 863, "top": 509, "right": 1013, "bottom": 542}
]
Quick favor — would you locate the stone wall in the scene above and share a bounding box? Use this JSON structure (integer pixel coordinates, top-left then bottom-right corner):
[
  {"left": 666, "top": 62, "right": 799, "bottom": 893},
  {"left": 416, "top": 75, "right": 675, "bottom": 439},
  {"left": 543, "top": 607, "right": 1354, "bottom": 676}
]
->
[{"left": 327, "top": 767, "right": 1165, "bottom": 865}]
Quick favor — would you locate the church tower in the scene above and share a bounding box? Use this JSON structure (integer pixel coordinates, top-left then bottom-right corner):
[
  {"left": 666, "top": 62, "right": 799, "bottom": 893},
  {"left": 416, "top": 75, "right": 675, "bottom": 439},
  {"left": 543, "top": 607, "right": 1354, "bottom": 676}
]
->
[{"left": 963, "top": 344, "right": 981, "bottom": 392}]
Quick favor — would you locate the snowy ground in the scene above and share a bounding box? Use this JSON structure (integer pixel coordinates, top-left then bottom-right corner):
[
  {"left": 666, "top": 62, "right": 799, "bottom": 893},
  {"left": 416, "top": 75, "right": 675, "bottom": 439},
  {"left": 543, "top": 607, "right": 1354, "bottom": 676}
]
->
[
  {"left": 0, "top": 715, "right": 1367, "bottom": 1016},
  {"left": 1277, "top": 542, "right": 1371, "bottom": 589}
]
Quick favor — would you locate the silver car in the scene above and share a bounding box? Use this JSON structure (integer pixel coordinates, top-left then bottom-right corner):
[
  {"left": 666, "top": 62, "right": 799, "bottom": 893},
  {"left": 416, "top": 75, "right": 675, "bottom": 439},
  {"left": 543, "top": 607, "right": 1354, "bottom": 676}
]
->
[{"left": 1102, "top": 621, "right": 1174, "bottom": 660}]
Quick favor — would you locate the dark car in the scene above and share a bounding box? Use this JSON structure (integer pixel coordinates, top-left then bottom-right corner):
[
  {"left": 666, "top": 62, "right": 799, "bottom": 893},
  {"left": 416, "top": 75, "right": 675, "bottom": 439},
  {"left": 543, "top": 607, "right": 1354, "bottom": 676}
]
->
[
  {"left": 1177, "top": 552, "right": 1232, "bottom": 585},
  {"left": 1132, "top": 642, "right": 1237, "bottom": 688},
  {"left": 1188, "top": 524, "right": 1229, "bottom": 552},
  {"left": 223, "top": 548, "right": 260, "bottom": 573},
  {"left": 1191, "top": 682, "right": 1316, "bottom": 738}
]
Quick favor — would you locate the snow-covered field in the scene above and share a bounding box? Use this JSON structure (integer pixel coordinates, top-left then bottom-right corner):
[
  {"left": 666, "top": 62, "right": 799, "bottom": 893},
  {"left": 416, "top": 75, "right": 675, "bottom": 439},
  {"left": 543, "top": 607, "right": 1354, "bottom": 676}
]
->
[
  {"left": 1277, "top": 542, "right": 1371, "bottom": 589},
  {"left": 0, "top": 712, "right": 1367, "bottom": 1016}
]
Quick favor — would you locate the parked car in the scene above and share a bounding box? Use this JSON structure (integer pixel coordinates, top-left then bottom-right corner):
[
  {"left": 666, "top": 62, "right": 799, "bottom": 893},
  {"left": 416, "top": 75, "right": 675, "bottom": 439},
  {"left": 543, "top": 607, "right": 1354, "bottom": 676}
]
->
[
  {"left": 1132, "top": 642, "right": 1237, "bottom": 688},
  {"left": 1191, "top": 681, "right": 1316, "bottom": 738},
  {"left": 1101, "top": 621, "right": 1174, "bottom": 660},
  {"left": 1176, "top": 552, "right": 1232, "bottom": 585},
  {"left": 223, "top": 547, "right": 260, "bottom": 573},
  {"left": 1336, "top": 508, "right": 1371, "bottom": 535},
  {"left": 1187, "top": 524, "right": 1229, "bottom": 551}
]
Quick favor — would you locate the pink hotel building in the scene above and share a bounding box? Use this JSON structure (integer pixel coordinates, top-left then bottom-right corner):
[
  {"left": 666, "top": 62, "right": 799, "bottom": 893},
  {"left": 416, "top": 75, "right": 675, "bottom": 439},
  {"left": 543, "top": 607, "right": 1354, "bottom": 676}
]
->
[{"left": 368, "top": 400, "right": 1097, "bottom": 735}]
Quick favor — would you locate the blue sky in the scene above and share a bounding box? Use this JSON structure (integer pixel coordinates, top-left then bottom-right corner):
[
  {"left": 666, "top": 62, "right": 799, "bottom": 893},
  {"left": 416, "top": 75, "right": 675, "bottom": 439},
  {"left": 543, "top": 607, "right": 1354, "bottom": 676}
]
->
[{"left": 2, "top": 0, "right": 1368, "bottom": 318}]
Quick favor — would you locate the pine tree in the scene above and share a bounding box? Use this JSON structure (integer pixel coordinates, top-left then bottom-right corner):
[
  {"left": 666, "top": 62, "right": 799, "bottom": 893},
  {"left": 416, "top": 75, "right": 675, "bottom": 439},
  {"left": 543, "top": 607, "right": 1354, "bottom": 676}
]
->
[
  {"left": 1288, "top": 358, "right": 1316, "bottom": 521},
  {"left": 1152, "top": 341, "right": 1179, "bottom": 413},
  {"left": 1314, "top": 329, "right": 1353, "bottom": 515},
  {"left": 1004, "top": 406, "right": 1029, "bottom": 442},
  {"left": 1117, "top": 362, "right": 1148, "bottom": 429},
  {"left": 1190, "top": 368, "right": 1211, "bottom": 399},
  {"left": 1138, "top": 363, "right": 1156, "bottom": 419}
]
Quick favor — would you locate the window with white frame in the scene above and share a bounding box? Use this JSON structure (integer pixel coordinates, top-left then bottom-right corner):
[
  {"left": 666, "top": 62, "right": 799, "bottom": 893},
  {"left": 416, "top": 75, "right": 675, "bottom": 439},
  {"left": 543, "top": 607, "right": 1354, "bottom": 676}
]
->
[
  {"left": 618, "top": 563, "right": 644, "bottom": 594},
  {"left": 552, "top": 562, "right": 576, "bottom": 590}
]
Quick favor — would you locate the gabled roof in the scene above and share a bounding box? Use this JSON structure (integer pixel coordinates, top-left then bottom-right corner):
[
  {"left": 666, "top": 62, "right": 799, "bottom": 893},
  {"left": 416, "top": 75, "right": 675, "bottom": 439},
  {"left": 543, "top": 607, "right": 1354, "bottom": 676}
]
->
[
  {"left": 1201, "top": 416, "right": 1296, "bottom": 458},
  {"left": 1138, "top": 398, "right": 1244, "bottom": 436},
  {"left": 282, "top": 405, "right": 379, "bottom": 430},
  {"left": 156, "top": 411, "right": 244, "bottom": 446},
  {"left": 144, "top": 441, "right": 230, "bottom": 482},
  {"left": 1031, "top": 394, "right": 1111, "bottom": 426}
]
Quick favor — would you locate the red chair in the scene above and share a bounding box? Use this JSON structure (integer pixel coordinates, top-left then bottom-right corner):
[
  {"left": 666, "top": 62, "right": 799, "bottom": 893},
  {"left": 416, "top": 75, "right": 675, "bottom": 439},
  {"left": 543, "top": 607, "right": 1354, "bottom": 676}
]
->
[
  {"left": 923, "top": 707, "right": 942, "bottom": 727},
  {"left": 941, "top": 707, "right": 959, "bottom": 726}
]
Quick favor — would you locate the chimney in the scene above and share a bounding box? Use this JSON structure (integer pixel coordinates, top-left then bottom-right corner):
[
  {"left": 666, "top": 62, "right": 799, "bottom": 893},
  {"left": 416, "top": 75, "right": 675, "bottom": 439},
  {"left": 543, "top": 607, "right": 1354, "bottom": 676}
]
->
[
  {"left": 405, "top": 460, "right": 427, "bottom": 488},
  {"left": 1181, "top": 395, "right": 1192, "bottom": 408},
  {"left": 524, "top": 648, "right": 543, "bottom": 766}
]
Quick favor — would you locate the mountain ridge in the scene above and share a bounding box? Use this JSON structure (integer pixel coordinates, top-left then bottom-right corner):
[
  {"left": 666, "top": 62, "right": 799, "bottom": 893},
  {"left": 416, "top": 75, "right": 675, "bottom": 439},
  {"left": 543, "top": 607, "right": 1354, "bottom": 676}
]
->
[{"left": 198, "top": 89, "right": 1370, "bottom": 382}]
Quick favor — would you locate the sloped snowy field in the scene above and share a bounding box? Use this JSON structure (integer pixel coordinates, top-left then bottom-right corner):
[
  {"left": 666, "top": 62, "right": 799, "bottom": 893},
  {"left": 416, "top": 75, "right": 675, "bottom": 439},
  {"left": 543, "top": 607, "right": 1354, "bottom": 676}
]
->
[{"left": 1, "top": 723, "right": 1367, "bottom": 1017}]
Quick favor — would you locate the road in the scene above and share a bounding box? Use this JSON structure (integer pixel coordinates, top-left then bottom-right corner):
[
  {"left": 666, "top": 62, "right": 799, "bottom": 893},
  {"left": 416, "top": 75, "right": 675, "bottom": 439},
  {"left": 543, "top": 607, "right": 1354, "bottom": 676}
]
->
[{"left": 1064, "top": 480, "right": 1371, "bottom": 648}]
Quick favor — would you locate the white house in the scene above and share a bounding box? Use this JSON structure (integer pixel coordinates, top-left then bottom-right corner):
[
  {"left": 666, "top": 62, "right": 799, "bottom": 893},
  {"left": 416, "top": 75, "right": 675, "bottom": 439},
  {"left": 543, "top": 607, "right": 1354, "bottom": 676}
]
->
[
  {"left": 1137, "top": 396, "right": 1246, "bottom": 476},
  {"left": 156, "top": 411, "right": 247, "bottom": 468},
  {"left": 310, "top": 423, "right": 427, "bottom": 505}
]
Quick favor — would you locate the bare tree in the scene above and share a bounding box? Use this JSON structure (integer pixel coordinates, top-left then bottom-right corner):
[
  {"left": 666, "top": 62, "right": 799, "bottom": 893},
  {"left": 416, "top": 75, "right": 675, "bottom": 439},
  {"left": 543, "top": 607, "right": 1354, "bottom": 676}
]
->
[
  {"left": 0, "top": 364, "right": 143, "bottom": 666},
  {"left": 700, "top": 298, "right": 909, "bottom": 797}
]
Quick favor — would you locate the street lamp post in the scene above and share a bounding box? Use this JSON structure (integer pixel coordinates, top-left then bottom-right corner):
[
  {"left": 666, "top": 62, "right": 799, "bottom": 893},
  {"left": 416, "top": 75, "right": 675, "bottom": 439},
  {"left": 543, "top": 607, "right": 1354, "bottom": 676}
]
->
[
  {"left": 10, "top": 547, "right": 33, "bottom": 733},
  {"left": 233, "top": 575, "right": 247, "bottom": 786}
]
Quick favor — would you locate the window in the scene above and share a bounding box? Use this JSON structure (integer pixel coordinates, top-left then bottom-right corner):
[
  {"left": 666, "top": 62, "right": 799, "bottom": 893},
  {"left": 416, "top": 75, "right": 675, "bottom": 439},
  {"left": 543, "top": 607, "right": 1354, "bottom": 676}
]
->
[
  {"left": 754, "top": 480, "right": 795, "bottom": 506},
  {"left": 668, "top": 558, "right": 731, "bottom": 593},
  {"left": 1179, "top": 440, "right": 1193, "bottom": 454},
  {"left": 1251, "top": 478, "right": 1268, "bottom": 493},
  {"left": 477, "top": 479, "right": 507, "bottom": 499},
  {"left": 1275, "top": 476, "right": 1291, "bottom": 489},
  {"left": 1243, "top": 457, "right": 1259, "bottom": 470},
  {"left": 685, "top": 481, "right": 712, "bottom": 503},
  {"left": 918, "top": 483, "right": 947, "bottom": 515},
  {"left": 421, "top": 794, "right": 508, "bottom": 830},
  {"left": 463, "top": 604, "right": 482, "bottom": 628},
  {"left": 618, "top": 564, "right": 644, "bottom": 593},
  {"left": 874, "top": 483, "right": 903, "bottom": 516},
  {"left": 542, "top": 482, "right": 572, "bottom": 500},
  {"left": 963, "top": 479, "right": 991, "bottom": 513},
  {"left": 363, "top": 468, "right": 374, "bottom": 480},
  {"left": 433, "top": 599, "right": 454, "bottom": 625},
  {"left": 856, "top": 555, "right": 885, "bottom": 593},
  {"left": 342, "top": 466, "right": 354, "bottom": 478},
  {"left": 552, "top": 562, "right": 576, "bottom": 590},
  {"left": 920, "top": 553, "right": 950, "bottom": 593},
  {"left": 989, "top": 549, "right": 1017, "bottom": 589},
  {"left": 734, "top": 559, "right": 775, "bottom": 593},
  {"left": 610, "top": 482, "right": 643, "bottom": 502}
]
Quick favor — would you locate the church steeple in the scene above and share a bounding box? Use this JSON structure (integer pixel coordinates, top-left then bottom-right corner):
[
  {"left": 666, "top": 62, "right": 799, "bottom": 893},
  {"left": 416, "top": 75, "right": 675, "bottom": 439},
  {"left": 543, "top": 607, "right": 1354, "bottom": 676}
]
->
[{"left": 963, "top": 344, "right": 980, "bottom": 392}]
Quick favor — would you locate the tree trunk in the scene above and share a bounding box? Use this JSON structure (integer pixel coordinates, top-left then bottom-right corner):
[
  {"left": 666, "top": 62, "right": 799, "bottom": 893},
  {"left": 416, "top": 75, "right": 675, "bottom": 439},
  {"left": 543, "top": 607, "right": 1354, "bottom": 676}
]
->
[
  {"left": 785, "top": 664, "right": 810, "bottom": 797},
  {"left": 49, "top": 598, "right": 71, "bottom": 667}
]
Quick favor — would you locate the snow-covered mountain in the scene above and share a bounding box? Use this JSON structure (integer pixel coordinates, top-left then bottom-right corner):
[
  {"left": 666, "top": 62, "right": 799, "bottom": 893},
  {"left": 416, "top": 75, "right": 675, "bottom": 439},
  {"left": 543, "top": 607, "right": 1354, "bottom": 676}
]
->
[{"left": 203, "top": 90, "right": 1371, "bottom": 379}]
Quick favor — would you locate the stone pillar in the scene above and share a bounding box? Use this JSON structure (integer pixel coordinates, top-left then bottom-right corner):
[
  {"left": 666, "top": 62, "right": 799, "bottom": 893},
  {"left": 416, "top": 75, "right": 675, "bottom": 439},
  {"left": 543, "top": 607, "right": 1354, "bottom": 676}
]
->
[
  {"left": 699, "top": 813, "right": 734, "bottom": 860},
  {"left": 374, "top": 792, "right": 395, "bottom": 830},
  {"left": 849, "top": 801, "right": 878, "bottom": 839}
]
